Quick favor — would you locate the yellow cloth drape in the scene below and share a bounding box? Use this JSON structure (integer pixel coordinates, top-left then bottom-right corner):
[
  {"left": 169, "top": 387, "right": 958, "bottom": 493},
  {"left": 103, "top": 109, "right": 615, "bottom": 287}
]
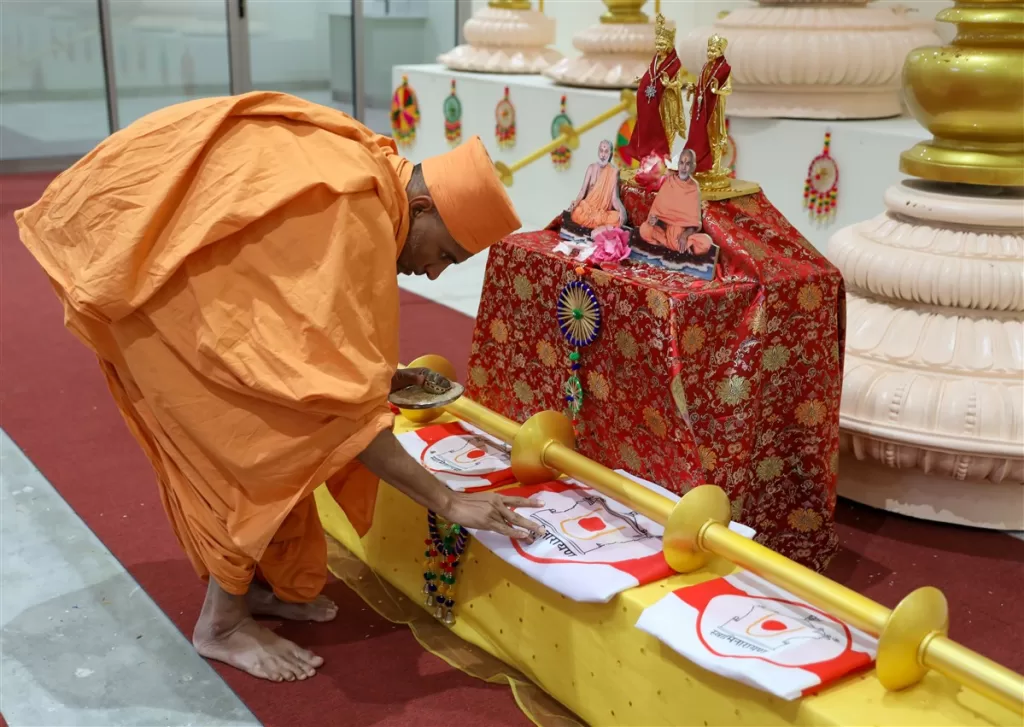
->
[{"left": 317, "top": 414, "right": 1018, "bottom": 727}]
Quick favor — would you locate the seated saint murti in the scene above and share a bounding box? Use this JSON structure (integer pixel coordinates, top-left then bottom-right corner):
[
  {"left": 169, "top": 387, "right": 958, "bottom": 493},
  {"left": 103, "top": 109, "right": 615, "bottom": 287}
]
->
[
  {"left": 638, "top": 149, "right": 714, "bottom": 255},
  {"left": 568, "top": 140, "right": 628, "bottom": 233}
]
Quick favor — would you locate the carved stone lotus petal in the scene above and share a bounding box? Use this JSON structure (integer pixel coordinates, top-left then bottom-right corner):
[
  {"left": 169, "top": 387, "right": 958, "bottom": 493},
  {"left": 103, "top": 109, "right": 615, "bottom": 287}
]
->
[
  {"left": 830, "top": 181, "right": 1024, "bottom": 529},
  {"left": 440, "top": 7, "right": 562, "bottom": 74},
  {"left": 545, "top": 21, "right": 666, "bottom": 89},
  {"left": 679, "top": 6, "right": 940, "bottom": 119}
]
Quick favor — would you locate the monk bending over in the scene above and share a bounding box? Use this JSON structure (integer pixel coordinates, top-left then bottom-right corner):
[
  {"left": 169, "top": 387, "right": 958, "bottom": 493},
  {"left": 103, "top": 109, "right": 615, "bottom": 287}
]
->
[
  {"left": 568, "top": 139, "right": 627, "bottom": 233},
  {"left": 16, "top": 93, "right": 544, "bottom": 683},
  {"left": 639, "top": 148, "right": 713, "bottom": 255}
]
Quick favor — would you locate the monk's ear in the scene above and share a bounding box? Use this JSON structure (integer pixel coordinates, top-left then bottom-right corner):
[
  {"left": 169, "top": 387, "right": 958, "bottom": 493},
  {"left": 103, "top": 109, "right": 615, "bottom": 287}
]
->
[{"left": 408, "top": 195, "right": 435, "bottom": 218}]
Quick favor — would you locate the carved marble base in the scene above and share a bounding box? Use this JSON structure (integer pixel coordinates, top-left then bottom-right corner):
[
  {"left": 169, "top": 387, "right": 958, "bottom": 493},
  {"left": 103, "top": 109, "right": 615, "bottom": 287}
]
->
[
  {"left": 830, "top": 180, "right": 1024, "bottom": 530},
  {"left": 545, "top": 21, "right": 659, "bottom": 89},
  {"left": 679, "top": 5, "right": 940, "bottom": 119},
  {"left": 438, "top": 7, "right": 562, "bottom": 74}
]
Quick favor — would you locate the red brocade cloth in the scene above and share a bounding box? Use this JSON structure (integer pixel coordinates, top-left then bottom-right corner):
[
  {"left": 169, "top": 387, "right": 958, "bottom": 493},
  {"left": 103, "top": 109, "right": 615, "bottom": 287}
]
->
[{"left": 466, "top": 189, "right": 845, "bottom": 572}]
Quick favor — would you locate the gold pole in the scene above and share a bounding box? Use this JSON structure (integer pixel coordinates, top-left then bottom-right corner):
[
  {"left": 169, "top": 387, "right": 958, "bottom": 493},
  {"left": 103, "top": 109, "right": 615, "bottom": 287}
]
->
[
  {"left": 495, "top": 90, "right": 637, "bottom": 187},
  {"left": 702, "top": 522, "right": 890, "bottom": 634},
  {"left": 544, "top": 442, "right": 673, "bottom": 524},
  {"left": 924, "top": 638, "right": 1024, "bottom": 715},
  {"left": 446, "top": 397, "right": 521, "bottom": 444},
  {"left": 655, "top": 0, "right": 661, "bottom": 14},
  {"left": 400, "top": 356, "right": 1024, "bottom": 715}
]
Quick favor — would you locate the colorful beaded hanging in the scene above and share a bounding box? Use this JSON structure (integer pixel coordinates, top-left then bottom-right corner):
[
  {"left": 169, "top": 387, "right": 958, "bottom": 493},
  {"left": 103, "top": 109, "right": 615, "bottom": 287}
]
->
[
  {"left": 422, "top": 511, "right": 468, "bottom": 626},
  {"left": 803, "top": 130, "right": 839, "bottom": 225},
  {"left": 556, "top": 267, "right": 602, "bottom": 436},
  {"left": 390, "top": 75, "right": 420, "bottom": 148},
  {"left": 550, "top": 95, "right": 573, "bottom": 171},
  {"left": 443, "top": 79, "right": 463, "bottom": 147},
  {"left": 724, "top": 118, "right": 737, "bottom": 179},
  {"left": 495, "top": 87, "right": 517, "bottom": 150}
]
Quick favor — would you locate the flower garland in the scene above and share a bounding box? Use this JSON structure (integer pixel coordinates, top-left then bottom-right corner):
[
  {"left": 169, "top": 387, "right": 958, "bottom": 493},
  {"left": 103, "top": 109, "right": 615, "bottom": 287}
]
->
[
  {"left": 422, "top": 511, "right": 467, "bottom": 626},
  {"left": 803, "top": 129, "right": 839, "bottom": 225},
  {"left": 556, "top": 266, "right": 602, "bottom": 436}
]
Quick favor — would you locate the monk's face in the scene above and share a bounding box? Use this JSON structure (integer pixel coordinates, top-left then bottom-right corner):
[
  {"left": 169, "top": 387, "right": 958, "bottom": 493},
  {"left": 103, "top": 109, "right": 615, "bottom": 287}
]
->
[
  {"left": 398, "top": 195, "right": 472, "bottom": 280},
  {"left": 598, "top": 141, "right": 612, "bottom": 165},
  {"left": 678, "top": 153, "right": 695, "bottom": 180}
]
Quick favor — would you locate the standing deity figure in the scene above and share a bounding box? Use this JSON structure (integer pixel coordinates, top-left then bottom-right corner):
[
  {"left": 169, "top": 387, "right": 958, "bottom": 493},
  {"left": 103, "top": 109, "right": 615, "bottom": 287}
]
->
[
  {"left": 620, "top": 14, "right": 688, "bottom": 165},
  {"left": 684, "top": 34, "right": 733, "bottom": 180}
]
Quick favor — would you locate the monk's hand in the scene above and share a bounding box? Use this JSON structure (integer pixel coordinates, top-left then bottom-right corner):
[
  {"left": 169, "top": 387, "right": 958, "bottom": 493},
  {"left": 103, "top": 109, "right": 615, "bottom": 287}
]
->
[
  {"left": 443, "top": 492, "right": 545, "bottom": 543},
  {"left": 649, "top": 215, "right": 658, "bottom": 226},
  {"left": 390, "top": 367, "right": 452, "bottom": 394}
]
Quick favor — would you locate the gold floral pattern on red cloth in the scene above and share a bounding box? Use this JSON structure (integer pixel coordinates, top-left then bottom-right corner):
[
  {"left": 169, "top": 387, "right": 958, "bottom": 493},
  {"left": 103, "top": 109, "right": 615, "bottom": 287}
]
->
[{"left": 466, "top": 191, "right": 844, "bottom": 572}]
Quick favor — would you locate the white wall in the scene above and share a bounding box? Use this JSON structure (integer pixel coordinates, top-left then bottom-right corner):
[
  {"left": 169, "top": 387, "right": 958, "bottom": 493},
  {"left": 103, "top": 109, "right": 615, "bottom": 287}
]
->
[{"left": 469, "top": 0, "right": 954, "bottom": 57}]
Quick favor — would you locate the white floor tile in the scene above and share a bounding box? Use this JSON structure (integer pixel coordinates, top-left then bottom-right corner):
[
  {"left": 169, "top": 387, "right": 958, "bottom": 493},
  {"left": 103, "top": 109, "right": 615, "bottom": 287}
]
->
[{"left": 0, "top": 430, "right": 259, "bottom": 727}]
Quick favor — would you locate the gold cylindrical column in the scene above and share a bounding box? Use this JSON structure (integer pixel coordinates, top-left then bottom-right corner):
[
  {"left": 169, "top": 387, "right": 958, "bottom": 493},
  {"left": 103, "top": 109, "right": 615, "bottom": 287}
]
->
[
  {"left": 488, "top": 0, "right": 532, "bottom": 9},
  {"left": 601, "top": 0, "right": 649, "bottom": 24},
  {"left": 900, "top": 0, "right": 1024, "bottom": 186}
]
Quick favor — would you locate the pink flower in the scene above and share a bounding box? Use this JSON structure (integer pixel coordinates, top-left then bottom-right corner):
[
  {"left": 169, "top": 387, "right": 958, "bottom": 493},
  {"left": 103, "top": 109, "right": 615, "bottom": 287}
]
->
[
  {"left": 590, "top": 227, "right": 632, "bottom": 262},
  {"left": 634, "top": 153, "right": 669, "bottom": 192}
]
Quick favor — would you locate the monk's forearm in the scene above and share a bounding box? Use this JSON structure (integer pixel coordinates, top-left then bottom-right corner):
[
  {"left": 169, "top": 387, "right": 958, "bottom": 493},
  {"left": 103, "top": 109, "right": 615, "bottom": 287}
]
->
[{"left": 357, "top": 429, "right": 454, "bottom": 513}]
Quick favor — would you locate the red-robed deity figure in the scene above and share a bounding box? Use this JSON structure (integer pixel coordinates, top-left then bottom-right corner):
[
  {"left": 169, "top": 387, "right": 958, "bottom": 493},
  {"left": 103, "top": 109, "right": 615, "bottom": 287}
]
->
[
  {"left": 684, "top": 34, "right": 733, "bottom": 174},
  {"left": 620, "top": 13, "right": 687, "bottom": 164}
]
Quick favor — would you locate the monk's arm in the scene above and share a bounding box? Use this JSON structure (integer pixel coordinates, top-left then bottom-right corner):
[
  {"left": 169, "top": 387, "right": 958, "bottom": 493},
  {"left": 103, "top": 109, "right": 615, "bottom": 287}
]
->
[
  {"left": 611, "top": 173, "right": 628, "bottom": 224},
  {"left": 356, "top": 430, "right": 545, "bottom": 540},
  {"left": 357, "top": 429, "right": 454, "bottom": 513},
  {"left": 571, "top": 165, "right": 595, "bottom": 207}
]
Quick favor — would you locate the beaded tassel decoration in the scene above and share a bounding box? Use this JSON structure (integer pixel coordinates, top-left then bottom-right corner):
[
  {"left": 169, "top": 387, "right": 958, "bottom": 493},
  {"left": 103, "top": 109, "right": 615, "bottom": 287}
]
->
[
  {"left": 443, "top": 79, "right": 463, "bottom": 147},
  {"left": 803, "top": 130, "right": 839, "bottom": 225},
  {"left": 556, "top": 266, "right": 602, "bottom": 438},
  {"left": 550, "top": 95, "right": 573, "bottom": 171},
  {"left": 422, "top": 511, "right": 468, "bottom": 626},
  {"left": 495, "top": 87, "right": 517, "bottom": 150}
]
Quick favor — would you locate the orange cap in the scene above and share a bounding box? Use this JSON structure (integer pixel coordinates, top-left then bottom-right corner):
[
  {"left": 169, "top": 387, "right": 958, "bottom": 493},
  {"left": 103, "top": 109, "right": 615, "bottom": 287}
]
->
[{"left": 421, "top": 136, "right": 521, "bottom": 254}]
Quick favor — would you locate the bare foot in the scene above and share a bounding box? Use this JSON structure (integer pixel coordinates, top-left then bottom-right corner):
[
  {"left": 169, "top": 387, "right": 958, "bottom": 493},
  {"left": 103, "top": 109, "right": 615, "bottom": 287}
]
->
[
  {"left": 193, "top": 580, "right": 323, "bottom": 682},
  {"left": 246, "top": 583, "right": 339, "bottom": 623}
]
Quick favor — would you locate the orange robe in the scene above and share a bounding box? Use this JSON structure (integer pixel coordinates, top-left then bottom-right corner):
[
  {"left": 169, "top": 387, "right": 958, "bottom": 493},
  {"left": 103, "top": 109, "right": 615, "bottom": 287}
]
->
[
  {"left": 570, "top": 164, "right": 621, "bottom": 229},
  {"left": 15, "top": 92, "right": 415, "bottom": 602},
  {"left": 638, "top": 175, "right": 713, "bottom": 255}
]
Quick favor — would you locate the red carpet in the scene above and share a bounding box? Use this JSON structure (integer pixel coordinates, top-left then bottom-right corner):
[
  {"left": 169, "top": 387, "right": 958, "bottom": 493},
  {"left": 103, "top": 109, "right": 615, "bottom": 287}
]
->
[{"left": 2, "top": 173, "right": 1022, "bottom": 727}]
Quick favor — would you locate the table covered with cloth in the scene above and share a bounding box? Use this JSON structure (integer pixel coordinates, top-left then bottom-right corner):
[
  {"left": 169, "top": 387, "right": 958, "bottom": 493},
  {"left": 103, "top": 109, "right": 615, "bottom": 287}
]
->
[
  {"left": 465, "top": 189, "right": 845, "bottom": 571},
  {"left": 312, "top": 414, "right": 1017, "bottom": 727}
]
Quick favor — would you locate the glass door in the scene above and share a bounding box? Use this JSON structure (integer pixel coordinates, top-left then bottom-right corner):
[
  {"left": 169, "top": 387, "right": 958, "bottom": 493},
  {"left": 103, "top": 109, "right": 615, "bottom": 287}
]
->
[
  {"left": 0, "top": 1, "right": 111, "bottom": 163},
  {"left": 361, "top": 0, "right": 458, "bottom": 135},
  {"left": 240, "top": 0, "right": 460, "bottom": 135},
  {"left": 242, "top": 0, "right": 356, "bottom": 116},
  {"left": 105, "top": 0, "right": 233, "bottom": 128}
]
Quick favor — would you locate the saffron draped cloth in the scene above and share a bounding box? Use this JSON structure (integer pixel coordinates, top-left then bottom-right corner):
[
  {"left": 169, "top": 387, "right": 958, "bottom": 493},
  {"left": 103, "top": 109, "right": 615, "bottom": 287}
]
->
[
  {"left": 620, "top": 50, "right": 683, "bottom": 164},
  {"left": 638, "top": 176, "right": 713, "bottom": 255},
  {"left": 570, "top": 164, "right": 621, "bottom": 229},
  {"left": 15, "top": 92, "right": 519, "bottom": 602}
]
